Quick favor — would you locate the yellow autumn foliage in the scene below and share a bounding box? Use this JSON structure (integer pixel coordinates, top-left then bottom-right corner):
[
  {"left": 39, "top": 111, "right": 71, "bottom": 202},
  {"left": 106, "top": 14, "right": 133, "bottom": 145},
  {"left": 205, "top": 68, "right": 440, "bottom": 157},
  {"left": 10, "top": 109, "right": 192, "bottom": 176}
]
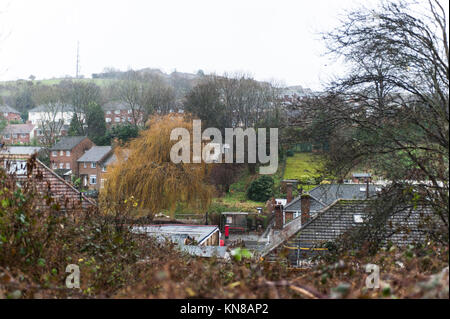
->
[{"left": 100, "top": 114, "right": 212, "bottom": 217}]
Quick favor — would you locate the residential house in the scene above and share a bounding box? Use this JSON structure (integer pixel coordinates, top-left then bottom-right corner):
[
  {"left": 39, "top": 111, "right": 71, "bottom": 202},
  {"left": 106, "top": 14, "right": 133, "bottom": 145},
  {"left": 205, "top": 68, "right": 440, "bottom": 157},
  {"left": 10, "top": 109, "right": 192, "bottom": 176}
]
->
[
  {"left": 0, "top": 104, "right": 22, "bottom": 122},
  {"left": 1, "top": 123, "right": 37, "bottom": 145},
  {"left": 281, "top": 183, "right": 378, "bottom": 227},
  {"left": 261, "top": 183, "right": 437, "bottom": 266},
  {"left": 77, "top": 146, "right": 113, "bottom": 190},
  {"left": 102, "top": 101, "right": 144, "bottom": 127},
  {"left": 28, "top": 103, "right": 82, "bottom": 126},
  {"left": 0, "top": 146, "right": 95, "bottom": 212},
  {"left": 49, "top": 136, "right": 94, "bottom": 177},
  {"left": 35, "top": 123, "right": 69, "bottom": 144},
  {"left": 132, "top": 224, "right": 221, "bottom": 246},
  {"left": 283, "top": 200, "right": 433, "bottom": 266}
]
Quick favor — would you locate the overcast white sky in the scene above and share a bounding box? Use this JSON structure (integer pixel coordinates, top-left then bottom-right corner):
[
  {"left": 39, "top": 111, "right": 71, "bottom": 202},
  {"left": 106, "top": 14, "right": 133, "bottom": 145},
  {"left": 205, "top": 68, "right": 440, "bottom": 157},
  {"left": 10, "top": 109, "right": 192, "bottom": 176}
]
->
[{"left": 0, "top": 0, "right": 390, "bottom": 89}]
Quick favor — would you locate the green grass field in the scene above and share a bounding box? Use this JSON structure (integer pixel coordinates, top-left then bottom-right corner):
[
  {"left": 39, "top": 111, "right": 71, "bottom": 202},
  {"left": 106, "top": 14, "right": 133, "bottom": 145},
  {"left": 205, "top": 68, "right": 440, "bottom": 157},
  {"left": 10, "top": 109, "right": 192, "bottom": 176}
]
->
[{"left": 284, "top": 152, "right": 327, "bottom": 184}]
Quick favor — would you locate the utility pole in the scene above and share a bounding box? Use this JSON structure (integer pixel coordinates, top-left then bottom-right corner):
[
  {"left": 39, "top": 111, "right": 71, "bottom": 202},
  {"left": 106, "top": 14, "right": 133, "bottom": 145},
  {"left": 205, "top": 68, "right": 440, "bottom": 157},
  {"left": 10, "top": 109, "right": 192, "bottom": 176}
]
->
[{"left": 75, "top": 41, "right": 80, "bottom": 79}]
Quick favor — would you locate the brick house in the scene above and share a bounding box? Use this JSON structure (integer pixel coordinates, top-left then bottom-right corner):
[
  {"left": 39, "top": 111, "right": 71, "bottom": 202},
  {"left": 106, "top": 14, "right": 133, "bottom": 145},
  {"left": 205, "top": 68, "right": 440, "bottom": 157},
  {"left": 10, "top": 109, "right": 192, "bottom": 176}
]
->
[
  {"left": 35, "top": 123, "right": 69, "bottom": 144},
  {"left": 102, "top": 101, "right": 144, "bottom": 127},
  {"left": 1, "top": 149, "right": 95, "bottom": 212},
  {"left": 77, "top": 146, "right": 114, "bottom": 190},
  {"left": 49, "top": 136, "right": 94, "bottom": 176},
  {"left": 1, "top": 123, "right": 37, "bottom": 145},
  {"left": 0, "top": 104, "right": 22, "bottom": 122}
]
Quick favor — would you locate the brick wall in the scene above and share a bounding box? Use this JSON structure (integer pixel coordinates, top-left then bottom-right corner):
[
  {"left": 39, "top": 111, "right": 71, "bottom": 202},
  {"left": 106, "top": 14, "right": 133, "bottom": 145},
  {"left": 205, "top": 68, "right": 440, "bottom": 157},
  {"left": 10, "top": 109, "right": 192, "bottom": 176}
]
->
[
  {"left": 78, "top": 163, "right": 103, "bottom": 190},
  {"left": 1, "top": 112, "right": 21, "bottom": 122},
  {"left": 2, "top": 133, "right": 31, "bottom": 144},
  {"left": 50, "top": 138, "right": 94, "bottom": 175},
  {"left": 285, "top": 200, "right": 433, "bottom": 264},
  {"left": 1, "top": 155, "right": 96, "bottom": 212}
]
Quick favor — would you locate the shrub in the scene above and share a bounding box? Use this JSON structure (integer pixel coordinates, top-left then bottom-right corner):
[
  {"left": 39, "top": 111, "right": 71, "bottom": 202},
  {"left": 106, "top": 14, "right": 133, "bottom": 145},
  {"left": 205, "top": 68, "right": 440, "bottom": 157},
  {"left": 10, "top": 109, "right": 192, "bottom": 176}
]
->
[{"left": 246, "top": 175, "right": 274, "bottom": 202}]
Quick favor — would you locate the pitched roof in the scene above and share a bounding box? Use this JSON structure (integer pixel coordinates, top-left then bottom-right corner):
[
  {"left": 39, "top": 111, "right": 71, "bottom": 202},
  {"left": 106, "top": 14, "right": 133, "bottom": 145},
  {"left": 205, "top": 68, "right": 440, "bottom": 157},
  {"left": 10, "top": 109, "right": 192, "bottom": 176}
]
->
[
  {"left": 284, "top": 195, "right": 326, "bottom": 213},
  {"left": 77, "top": 146, "right": 112, "bottom": 163},
  {"left": 2, "top": 123, "right": 35, "bottom": 134},
  {"left": 0, "top": 104, "right": 20, "bottom": 114},
  {"left": 101, "top": 101, "right": 132, "bottom": 111},
  {"left": 103, "top": 153, "right": 117, "bottom": 166},
  {"left": 284, "top": 184, "right": 379, "bottom": 213},
  {"left": 0, "top": 146, "right": 42, "bottom": 156},
  {"left": 131, "top": 224, "right": 219, "bottom": 246},
  {"left": 352, "top": 172, "right": 372, "bottom": 178},
  {"left": 50, "top": 136, "right": 88, "bottom": 151},
  {"left": 29, "top": 103, "right": 75, "bottom": 113},
  {"left": 309, "top": 184, "right": 378, "bottom": 206}
]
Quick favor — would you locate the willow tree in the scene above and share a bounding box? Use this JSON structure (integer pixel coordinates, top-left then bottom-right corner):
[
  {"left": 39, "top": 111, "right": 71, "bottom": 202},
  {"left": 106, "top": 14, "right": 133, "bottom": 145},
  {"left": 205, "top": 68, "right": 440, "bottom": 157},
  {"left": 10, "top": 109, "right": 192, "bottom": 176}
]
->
[{"left": 100, "top": 114, "right": 212, "bottom": 217}]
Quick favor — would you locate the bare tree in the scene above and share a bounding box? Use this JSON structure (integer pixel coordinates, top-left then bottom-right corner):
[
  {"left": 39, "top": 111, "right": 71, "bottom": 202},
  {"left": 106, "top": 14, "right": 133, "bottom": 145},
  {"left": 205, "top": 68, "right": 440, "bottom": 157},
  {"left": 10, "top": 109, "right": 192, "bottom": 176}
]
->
[
  {"left": 296, "top": 0, "right": 448, "bottom": 243},
  {"left": 111, "top": 70, "right": 148, "bottom": 128}
]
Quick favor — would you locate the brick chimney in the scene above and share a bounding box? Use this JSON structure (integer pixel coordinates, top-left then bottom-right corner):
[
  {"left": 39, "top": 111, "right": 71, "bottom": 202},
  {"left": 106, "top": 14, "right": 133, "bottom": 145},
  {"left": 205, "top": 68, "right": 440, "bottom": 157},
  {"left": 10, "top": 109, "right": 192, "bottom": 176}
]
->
[
  {"left": 286, "top": 182, "right": 293, "bottom": 204},
  {"left": 274, "top": 204, "right": 283, "bottom": 230},
  {"left": 300, "top": 193, "right": 311, "bottom": 225}
]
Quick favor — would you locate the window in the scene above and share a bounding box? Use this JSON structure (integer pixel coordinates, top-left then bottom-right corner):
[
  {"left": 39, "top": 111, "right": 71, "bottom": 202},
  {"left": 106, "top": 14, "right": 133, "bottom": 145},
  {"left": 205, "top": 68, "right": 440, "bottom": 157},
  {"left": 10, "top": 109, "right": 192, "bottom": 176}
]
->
[
  {"left": 127, "top": 110, "right": 132, "bottom": 114},
  {"left": 102, "top": 166, "right": 106, "bottom": 172},
  {"left": 90, "top": 175, "right": 97, "bottom": 185},
  {"left": 122, "top": 118, "right": 126, "bottom": 122},
  {"left": 128, "top": 117, "right": 132, "bottom": 122},
  {"left": 91, "top": 162, "right": 96, "bottom": 168},
  {"left": 60, "top": 151, "right": 64, "bottom": 156},
  {"left": 66, "top": 162, "right": 70, "bottom": 169},
  {"left": 66, "top": 151, "right": 70, "bottom": 156},
  {"left": 4, "top": 134, "right": 10, "bottom": 139},
  {"left": 52, "top": 151, "right": 57, "bottom": 157},
  {"left": 52, "top": 163, "right": 57, "bottom": 169},
  {"left": 115, "top": 117, "right": 120, "bottom": 122},
  {"left": 105, "top": 118, "right": 112, "bottom": 123},
  {"left": 100, "top": 179, "right": 105, "bottom": 189},
  {"left": 21, "top": 134, "right": 27, "bottom": 138},
  {"left": 114, "top": 110, "right": 121, "bottom": 115},
  {"left": 83, "top": 162, "right": 87, "bottom": 168},
  {"left": 226, "top": 216, "right": 233, "bottom": 224},
  {"left": 106, "top": 111, "right": 111, "bottom": 115},
  {"left": 13, "top": 134, "right": 18, "bottom": 139},
  {"left": 59, "top": 163, "right": 64, "bottom": 169},
  {"left": 353, "top": 214, "right": 364, "bottom": 223}
]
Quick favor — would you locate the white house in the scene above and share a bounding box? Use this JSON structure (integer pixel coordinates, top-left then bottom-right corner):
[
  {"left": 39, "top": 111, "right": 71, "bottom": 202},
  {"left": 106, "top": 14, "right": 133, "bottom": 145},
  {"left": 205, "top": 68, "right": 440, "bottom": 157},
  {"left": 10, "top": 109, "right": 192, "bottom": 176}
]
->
[{"left": 28, "top": 103, "right": 84, "bottom": 126}]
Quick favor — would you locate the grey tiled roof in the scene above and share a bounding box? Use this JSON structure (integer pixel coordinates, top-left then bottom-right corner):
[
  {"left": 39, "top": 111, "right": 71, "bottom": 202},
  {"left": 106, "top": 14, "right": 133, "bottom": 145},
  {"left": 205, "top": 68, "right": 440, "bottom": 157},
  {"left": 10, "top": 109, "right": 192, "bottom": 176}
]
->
[
  {"left": 309, "top": 184, "right": 378, "bottom": 206},
  {"left": 103, "top": 153, "right": 117, "bottom": 166},
  {"left": 0, "top": 104, "right": 20, "bottom": 114},
  {"left": 0, "top": 146, "right": 42, "bottom": 155},
  {"left": 77, "top": 146, "right": 112, "bottom": 163},
  {"left": 29, "top": 103, "right": 75, "bottom": 113},
  {"left": 50, "top": 136, "right": 88, "bottom": 151},
  {"left": 285, "top": 200, "right": 435, "bottom": 263},
  {"left": 101, "top": 101, "right": 132, "bottom": 111},
  {"left": 284, "top": 184, "right": 378, "bottom": 212},
  {"left": 2, "top": 123, "right": 35, "bottom": 134},
  {"left": 284, "top": 196, "right": 325, "bottom": 213}
]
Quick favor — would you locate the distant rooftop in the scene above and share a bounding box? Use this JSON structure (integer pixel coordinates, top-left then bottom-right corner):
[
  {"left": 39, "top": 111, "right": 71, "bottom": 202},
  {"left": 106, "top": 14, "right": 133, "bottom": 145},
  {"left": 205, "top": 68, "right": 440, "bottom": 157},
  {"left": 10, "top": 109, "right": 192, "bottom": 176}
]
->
[
  {"left": 132, "top": 224, "right": 219, "bottom": 246},
  {"left": 50, "top": 136, "right": 88, "bottom": 150},
  {"left": 77, "top": 146, "right": 112, "bottom": 163},
  {"left": 0, "top": 104, "right": 20, "bottom": 114},
  {"left": 0, "top": 146, "right": 42, "bottom": 156},
  {"left": 102, "top": 101, "right": 134, "bottom": 111},
  {"left": 29, "top": 103, "right": 75, "bottom": 113},
  {"left": 2, "top": 123, "right": 35, "bottom": 134}
]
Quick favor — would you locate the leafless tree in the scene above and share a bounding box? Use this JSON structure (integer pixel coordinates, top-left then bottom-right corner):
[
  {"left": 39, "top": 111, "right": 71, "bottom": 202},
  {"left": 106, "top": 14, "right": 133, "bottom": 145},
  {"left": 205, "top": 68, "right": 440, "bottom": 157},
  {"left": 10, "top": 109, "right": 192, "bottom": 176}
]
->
[{"left": 295, "top": 0, "right": 448, "bottom": 242}]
